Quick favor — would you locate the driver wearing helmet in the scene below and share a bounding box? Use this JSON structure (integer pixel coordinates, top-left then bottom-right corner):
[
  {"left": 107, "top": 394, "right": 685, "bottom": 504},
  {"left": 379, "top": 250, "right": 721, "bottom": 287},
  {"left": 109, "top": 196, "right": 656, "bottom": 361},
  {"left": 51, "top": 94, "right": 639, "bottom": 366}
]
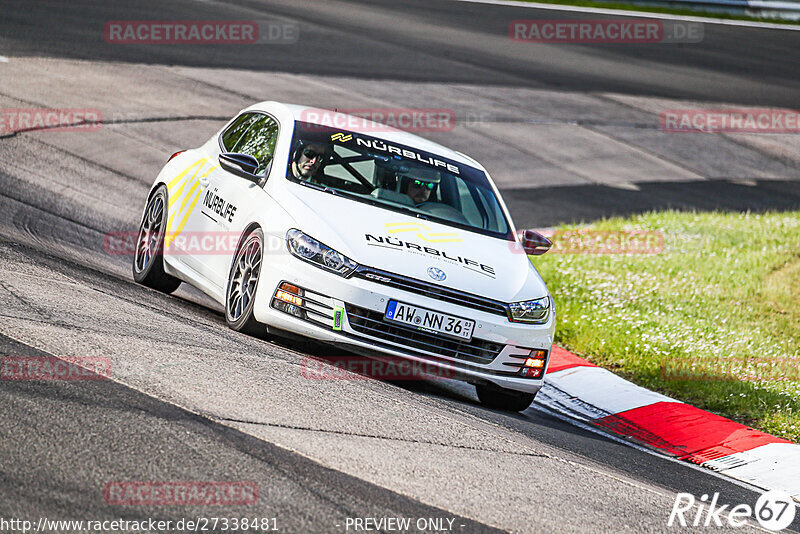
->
[
  {"left": 397, "top": 167, "right": 440, "bottom": 206},
  {"left": 291, "top": 141, "right": 330, "bottom": 181}
]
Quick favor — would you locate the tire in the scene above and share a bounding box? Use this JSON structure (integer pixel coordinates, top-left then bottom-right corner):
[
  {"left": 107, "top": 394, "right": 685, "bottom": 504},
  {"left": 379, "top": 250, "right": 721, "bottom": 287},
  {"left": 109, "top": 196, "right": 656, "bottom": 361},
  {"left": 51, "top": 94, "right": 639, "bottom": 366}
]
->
[
  {"left": 225, "top": 228, "right": 268, "bottom": 337},
  {"left": 132, "top": 185, "right": 182, "bottom": 293},
  {"left": 476, "top": 384, "right": 536, "bottom": 412}
]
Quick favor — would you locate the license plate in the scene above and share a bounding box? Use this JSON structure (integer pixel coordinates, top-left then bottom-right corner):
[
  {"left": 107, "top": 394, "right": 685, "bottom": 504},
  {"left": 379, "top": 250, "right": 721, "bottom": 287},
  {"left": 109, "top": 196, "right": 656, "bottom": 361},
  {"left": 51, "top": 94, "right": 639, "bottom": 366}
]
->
[{"left": 385, "top": 300, "right": 475, "bottom": 341}]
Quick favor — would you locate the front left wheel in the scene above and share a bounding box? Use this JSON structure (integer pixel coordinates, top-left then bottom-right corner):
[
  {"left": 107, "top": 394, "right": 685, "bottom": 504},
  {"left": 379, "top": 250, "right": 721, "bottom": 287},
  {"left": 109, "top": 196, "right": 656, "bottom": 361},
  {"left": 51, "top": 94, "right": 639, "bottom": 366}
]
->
[
  {"left": 132, "top": 185, "right": 182, "bottom": 293},
  {"left": 226, "top": 228, "right": 268, "bottom": 337}
]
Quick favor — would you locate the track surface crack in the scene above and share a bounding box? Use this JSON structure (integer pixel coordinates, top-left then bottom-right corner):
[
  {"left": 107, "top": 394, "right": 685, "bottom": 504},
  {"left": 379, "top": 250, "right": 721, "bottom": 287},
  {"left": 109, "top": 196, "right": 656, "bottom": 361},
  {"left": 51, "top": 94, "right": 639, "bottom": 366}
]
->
[{"left": 216, "top": 417, "right": 549, "bottom": 457}]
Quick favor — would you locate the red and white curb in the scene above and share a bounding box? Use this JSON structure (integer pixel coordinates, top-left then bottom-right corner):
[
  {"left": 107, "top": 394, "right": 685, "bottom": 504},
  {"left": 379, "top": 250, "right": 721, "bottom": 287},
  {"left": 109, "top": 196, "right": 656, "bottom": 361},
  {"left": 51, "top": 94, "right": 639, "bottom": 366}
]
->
[{"left": 540, "top": 346, "right": 800, "bottom": 501}]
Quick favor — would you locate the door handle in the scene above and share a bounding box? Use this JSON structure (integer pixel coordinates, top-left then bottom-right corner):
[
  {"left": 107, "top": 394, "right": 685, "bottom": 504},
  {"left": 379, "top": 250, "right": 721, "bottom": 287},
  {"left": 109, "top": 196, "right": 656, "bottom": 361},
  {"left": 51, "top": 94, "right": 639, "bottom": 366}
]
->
[{"left": 199, "top": 177, "right": 210, "bottom": 188}]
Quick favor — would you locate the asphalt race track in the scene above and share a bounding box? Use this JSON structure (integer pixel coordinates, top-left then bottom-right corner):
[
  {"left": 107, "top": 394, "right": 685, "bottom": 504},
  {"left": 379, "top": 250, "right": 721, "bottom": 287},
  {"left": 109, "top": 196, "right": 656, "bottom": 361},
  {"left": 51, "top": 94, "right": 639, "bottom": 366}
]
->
[{"left": 1, "top": 0, "right": 799, "bottom": 532}]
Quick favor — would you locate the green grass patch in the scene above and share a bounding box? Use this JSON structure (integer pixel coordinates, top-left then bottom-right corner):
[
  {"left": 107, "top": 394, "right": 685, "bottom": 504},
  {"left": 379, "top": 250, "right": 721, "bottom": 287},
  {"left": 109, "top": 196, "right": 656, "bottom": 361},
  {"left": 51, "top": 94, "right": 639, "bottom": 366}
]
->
[
  {"left": 514, "top": 0, "right": 800, "bottom": 25},
  {"left": 532, "top": 210, "right": 800, "bottom": 442}
]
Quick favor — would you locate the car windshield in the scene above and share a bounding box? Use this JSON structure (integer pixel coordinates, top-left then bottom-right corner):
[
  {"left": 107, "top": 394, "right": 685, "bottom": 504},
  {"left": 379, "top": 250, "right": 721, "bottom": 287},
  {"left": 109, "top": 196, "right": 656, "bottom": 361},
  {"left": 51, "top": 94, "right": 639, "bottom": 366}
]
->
[{"left": 286, "top": 121, "right": 512, "bottom": 240}]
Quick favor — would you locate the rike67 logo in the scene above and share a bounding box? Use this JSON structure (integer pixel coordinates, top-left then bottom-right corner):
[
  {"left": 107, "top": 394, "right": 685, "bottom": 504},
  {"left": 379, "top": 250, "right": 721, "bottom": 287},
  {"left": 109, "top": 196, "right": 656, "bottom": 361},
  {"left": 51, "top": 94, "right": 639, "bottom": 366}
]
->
[{"left": 668, "top": 490, "right": 796, "bottom": 531}]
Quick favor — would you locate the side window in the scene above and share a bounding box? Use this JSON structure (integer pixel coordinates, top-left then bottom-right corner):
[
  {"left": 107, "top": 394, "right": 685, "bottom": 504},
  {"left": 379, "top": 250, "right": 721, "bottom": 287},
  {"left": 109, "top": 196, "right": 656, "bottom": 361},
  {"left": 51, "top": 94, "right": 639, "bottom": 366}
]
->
[
  {"left": 233, "top": 115, "right": 280, "bottom": 175},
  {"left": 221, "top": 113, "right": 259, "bottom": 152}
]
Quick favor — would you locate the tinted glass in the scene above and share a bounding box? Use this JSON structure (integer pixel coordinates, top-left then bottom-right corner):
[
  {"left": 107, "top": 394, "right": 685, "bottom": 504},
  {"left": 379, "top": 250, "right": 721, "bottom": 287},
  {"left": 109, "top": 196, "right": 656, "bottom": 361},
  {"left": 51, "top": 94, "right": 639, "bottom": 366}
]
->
[
  {"left": 235, "top": 115, "right": 279, "bottom": 175},
  {"left": 221, "top": 113, "right": 259, "bottom": 151},
  {"left": 286, "top": 122, "right": 512, "bottom": 239}
]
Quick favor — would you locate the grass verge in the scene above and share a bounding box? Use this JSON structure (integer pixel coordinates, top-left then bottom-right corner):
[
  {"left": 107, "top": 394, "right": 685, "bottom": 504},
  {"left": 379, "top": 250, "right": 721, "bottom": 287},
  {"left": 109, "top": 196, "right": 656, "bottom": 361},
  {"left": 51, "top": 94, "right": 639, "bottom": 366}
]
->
[{"left": 532, "top": 210, "right": 800, "bottom": 442}]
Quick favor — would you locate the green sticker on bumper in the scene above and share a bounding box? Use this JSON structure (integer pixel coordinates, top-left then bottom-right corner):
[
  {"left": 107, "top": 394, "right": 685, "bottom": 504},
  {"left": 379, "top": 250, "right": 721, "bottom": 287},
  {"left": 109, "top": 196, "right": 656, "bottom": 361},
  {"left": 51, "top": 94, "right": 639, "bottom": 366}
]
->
[{"left": 333, "top": 306, "right": 344, "bottom": 331}]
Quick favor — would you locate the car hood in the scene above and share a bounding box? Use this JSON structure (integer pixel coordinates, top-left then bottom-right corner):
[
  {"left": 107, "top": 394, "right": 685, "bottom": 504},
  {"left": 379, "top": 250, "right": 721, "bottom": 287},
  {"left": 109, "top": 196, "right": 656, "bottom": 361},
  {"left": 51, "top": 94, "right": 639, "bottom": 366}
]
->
[{"left": 280, "top": 183, "right": 549, "bottom": 303}]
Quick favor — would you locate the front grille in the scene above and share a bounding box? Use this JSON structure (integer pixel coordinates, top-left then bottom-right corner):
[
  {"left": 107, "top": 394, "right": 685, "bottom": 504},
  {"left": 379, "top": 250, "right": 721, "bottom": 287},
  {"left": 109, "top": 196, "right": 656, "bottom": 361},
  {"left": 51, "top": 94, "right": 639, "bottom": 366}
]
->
[
  {"left": 353, "top": 266, "right": 509, "bottom": 317},
  {"left": 345, "top": 304, "right": 504, "bottom": 364}
]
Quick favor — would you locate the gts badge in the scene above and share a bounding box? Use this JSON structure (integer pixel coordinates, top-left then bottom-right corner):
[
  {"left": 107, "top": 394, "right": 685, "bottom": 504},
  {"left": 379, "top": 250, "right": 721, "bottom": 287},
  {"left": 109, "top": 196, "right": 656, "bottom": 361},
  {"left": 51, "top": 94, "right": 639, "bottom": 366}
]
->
[{"left": 203, "top": 189, "right": 237, "bottom": 223}]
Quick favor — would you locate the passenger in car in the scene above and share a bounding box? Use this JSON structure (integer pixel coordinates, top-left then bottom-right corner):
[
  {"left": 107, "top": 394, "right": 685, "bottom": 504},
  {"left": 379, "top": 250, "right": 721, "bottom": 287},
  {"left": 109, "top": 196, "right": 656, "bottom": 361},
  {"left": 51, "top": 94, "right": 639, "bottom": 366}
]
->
[{"left": 397, "top": 168, "right": 440, "bottom": 206}]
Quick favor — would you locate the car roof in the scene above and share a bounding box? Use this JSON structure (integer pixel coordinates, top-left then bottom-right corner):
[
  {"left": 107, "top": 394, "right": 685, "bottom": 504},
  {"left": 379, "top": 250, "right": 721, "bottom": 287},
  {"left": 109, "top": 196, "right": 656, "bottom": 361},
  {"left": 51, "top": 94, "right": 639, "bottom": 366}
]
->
[{"left": 243, "top": 101, "right": 480, "bottom": 169}]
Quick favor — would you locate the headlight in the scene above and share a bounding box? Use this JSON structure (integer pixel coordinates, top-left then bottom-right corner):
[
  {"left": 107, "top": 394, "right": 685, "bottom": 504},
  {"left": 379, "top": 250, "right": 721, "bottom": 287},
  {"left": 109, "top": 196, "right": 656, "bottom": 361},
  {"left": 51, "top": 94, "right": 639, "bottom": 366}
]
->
[
  {"left": 286, "top": 229, "right": 358, "bottom": 277},
  {"left": 509, "top": 296, "right": 550, "bottom": 324}
]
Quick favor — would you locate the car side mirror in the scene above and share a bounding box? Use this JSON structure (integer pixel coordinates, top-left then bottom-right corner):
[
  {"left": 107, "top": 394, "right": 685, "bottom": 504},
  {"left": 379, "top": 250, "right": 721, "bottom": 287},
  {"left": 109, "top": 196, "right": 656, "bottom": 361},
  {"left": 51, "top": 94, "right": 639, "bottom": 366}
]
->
[
  {"left": 219, "top": 153, "right": 260, "bottom": 182},
  {"left": 518, "top": 229, "right": 552, "bottom": 255}
]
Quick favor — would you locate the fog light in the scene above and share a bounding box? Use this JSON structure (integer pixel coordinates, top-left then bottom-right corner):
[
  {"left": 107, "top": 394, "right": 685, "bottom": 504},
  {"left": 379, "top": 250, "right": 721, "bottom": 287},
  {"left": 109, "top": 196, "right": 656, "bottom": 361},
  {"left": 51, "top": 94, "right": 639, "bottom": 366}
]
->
[
  {"left": 273, "top": 282, "right": 306, "bottom": 318},
  {"left": 518, "top": 349, "right": 547, "bottom": 378},
  {"left": 275, "top": 290, "right": 303, "bottom": 307}
]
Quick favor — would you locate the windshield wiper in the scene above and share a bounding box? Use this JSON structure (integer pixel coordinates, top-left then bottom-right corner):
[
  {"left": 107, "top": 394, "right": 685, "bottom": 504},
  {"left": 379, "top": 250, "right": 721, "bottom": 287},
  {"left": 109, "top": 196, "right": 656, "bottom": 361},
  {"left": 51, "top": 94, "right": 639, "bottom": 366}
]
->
[{"left": 301, "top": 180, "right": 339, "bottom": 196}]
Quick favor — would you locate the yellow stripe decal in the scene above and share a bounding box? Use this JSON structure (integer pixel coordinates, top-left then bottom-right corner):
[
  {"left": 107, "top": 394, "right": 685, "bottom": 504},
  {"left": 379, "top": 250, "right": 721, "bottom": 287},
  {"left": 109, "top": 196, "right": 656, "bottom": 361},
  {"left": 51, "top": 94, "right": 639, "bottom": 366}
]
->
[
  {"left": 197, "top": 165, "right": 219, "bottom": 181},
  {"left": 165, "top": 188, "right": 202, "bottom": 249},
  {"left": 169, "top": 180, "right": 201, "bottom": 234},
  {"left": 178, "top": 180, "right": 201, "bottom": 221},
  {"left": 167, "top": 158, "right": 208, "bottom": 209},
  {"left": 385, "top": 221, "right": 461, "bottom": 242},
  {"left": 163, "top": 161, "right": 219, "bottom": 249},
  {"left": 167, "top": 158, "right": 207, "bottom": 190}
]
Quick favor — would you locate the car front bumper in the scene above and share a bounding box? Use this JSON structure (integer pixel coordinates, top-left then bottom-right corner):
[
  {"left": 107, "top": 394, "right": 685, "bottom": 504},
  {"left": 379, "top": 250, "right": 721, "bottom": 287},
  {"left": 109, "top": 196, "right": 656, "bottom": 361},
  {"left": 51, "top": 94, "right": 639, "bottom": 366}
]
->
[{"left": 253, "top": 254, "right": 555, "bottom": 394}]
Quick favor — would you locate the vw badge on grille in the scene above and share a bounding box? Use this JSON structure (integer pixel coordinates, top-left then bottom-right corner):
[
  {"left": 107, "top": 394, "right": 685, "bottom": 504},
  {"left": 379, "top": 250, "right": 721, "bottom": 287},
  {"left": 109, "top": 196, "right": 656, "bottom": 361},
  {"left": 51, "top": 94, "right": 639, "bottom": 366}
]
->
[{"left": 427, "top": 267, "right": 446, "bottom": 281}]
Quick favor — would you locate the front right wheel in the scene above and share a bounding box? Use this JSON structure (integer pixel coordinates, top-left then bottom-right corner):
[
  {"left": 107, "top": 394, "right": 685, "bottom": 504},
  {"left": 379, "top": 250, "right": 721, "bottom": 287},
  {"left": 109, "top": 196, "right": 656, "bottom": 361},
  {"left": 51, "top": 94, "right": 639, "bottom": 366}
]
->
[
  {"left": 476, "top": 384, "right": 536, "bottom": 412},
  {"left": 226, "top": 228, "right": 268, "bottom": 337}
]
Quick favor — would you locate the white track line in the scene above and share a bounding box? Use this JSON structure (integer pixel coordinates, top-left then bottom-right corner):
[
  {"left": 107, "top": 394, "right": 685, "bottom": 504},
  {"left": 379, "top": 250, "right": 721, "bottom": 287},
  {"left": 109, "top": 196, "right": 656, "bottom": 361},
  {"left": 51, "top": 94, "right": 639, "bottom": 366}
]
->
[{"left": 454, "top": 0, "right": 800, "bottom": 30}]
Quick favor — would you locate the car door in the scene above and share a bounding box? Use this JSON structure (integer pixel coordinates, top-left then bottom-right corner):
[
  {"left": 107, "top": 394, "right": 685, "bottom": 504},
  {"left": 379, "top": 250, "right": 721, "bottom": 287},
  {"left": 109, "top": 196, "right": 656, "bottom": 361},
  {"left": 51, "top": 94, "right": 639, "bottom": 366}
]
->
[
  {"left": 162, "top": 113, "right": 260, "bottom": 281},
  {"left": 192, "top": 112, "right": 281, "bottom": 290}
]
